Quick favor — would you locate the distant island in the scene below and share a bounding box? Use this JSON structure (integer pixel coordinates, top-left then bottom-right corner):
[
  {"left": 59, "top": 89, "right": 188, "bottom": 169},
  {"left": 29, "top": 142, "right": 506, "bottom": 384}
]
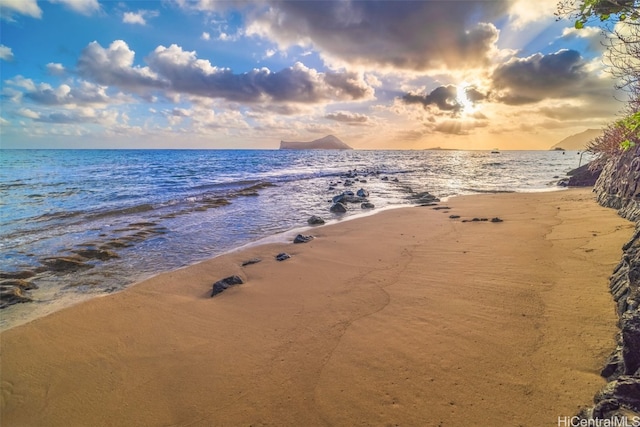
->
[
  {"left": 549, "top": 129, "right": 602, "bottom": 151},
  {"left": 280, "top": 135, "right": 353, "bottom": 150}
]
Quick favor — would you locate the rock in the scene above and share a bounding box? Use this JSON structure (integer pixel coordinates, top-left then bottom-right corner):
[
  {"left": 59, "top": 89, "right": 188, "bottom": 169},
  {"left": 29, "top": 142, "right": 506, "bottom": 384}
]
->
[
  {"left": 0, "top": 271, "right": 36, "bottom": 279},
  {"left": 0, "top": 279, "right": 38, "bottom": 290},
  {"left": 409, "top": 192, "right": 440, "bottom": 204},
  {"left": 41, "top": 256, "right": 94, "bottom": 273},
  {"left": 594, "top": 376, "right": 640, "bottom": 414},
  {"left": 307, "top": 215, "right": 325, "bottom": 225},
  {"left": 361, "top": 202, "right": 375, "bottom": 209},
  {"left": 211, "top": 275, "right": 244, "bottom": 297},
  {"left": 580, "top": 145, "right": 640, "bottom": 419},
  {"left": 332, "top": 194, "right": 346, "bottom": 203},
  {"left": 241, "top": 258, "right": 262, "bottom": 266},
  {"left": 72, "top": 248, "right": 120, "bottom": 261},
  {"left": 449, "top": 215, "right": 461, "bottom": 219},
  {"left": 567, "top": 161, "right": 603, "bottom": 187},
  {"left": 276, "top": 253, "right": 291, "bottom": 261},
  {"left": 0, "top": 287, "right": 33, "bottom": 309},
  {"left": 491, "top": 217, "right": 504, "bottom": 223},
  {"left": 293, "top": 234, "right": 314, "bottom": 244},
  {"left": 357, "top": 188, "right": 369, "bottom": 197},
  {"left": 330, "top": 202, "right": 348, "bottom": 213},
  {"left": 432, "top": 206, "right": 451, "bottom": 210},
  {"left": 621, "top": 310, "right": 640, "bottom": 375}
]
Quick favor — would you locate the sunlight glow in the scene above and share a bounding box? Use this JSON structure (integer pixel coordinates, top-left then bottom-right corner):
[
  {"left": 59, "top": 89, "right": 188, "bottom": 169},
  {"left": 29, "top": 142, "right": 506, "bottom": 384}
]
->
[{"left": 456, "top": 83, "right": 476, "bottom": 114}]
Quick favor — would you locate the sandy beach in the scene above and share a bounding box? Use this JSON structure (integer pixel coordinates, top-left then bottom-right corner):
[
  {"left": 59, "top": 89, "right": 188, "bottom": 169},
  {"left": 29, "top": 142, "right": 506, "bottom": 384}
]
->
[{"left": 1, "top": 188, "right": 634, "bottom": 426}]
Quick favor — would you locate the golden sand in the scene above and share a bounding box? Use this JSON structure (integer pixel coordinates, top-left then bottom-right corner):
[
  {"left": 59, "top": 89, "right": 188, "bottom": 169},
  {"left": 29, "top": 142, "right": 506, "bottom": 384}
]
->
[{"left": 0, "top": 189, "right": 634, "bottom": 426}]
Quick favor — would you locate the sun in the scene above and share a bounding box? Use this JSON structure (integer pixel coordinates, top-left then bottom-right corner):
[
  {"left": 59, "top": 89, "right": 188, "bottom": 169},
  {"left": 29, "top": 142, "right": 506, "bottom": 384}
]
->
[{"left": 456, "top": 83, "right": 477, "bottom": 114}]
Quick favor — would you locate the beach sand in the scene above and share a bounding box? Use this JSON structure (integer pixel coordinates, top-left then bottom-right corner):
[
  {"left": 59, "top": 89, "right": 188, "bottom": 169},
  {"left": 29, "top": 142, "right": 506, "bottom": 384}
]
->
[{"left": 1, "top": 189, "right": 634, "bottom": 426}]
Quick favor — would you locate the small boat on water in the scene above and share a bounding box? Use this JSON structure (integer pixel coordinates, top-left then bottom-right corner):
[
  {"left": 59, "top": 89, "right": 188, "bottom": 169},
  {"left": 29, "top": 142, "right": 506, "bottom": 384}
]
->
[{"left": 491, "top": 148, "right": 500, "bottom": 154}]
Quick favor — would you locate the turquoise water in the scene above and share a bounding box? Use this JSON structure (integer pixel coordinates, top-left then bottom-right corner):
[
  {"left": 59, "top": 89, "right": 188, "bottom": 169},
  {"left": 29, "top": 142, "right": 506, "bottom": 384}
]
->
[{"left": 0, "top": 149, "right": 590, "bottom": 329}]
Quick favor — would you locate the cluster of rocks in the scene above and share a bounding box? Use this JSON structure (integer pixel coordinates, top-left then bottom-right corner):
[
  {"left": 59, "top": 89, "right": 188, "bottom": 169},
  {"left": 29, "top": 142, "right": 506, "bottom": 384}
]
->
[
  {"left": 211, "top": 234, "right": 314, "bottom": 297},
  {"left": 578, "top": 145, "right": 640, "bottom": 421},
  {"left": 0, "top": 221, "right": 170, "bottom": 310}
]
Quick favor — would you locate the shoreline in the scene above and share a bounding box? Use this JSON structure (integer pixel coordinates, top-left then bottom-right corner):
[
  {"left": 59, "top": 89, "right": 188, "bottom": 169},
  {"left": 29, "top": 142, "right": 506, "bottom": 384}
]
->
[
  {"left": 1, "top": 188, "right": 634, "bottom": 426},
  {"left": 0, "top": 187, "right": 570, "bottom": 333}
]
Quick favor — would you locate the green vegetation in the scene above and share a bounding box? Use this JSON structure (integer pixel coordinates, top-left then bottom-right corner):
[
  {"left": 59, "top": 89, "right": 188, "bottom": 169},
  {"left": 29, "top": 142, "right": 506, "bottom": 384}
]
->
[{"left": 557, "top": 0, "right": 639, "bottom": 154}]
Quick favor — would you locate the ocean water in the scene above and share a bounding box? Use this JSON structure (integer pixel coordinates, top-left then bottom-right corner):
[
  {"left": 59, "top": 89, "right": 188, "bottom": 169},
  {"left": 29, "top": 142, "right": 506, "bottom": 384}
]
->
[{"left": 0, "top": 149, "right": 591, "bottom": 330}]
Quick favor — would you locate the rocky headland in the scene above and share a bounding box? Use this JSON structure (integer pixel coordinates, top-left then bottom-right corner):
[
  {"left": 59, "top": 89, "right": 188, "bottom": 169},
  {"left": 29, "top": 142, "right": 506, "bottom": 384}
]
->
[{"left": 580, "top": 144, "right": 640, "bottom": 420}]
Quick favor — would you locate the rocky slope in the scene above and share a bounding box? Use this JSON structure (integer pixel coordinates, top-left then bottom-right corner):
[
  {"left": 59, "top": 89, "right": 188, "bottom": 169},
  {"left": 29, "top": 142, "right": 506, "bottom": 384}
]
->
[
  {"left": 580, "top": 145, "right": 640, "bottom": 420},
  {"left": 550, "top": 129, "right": 603, "bottom": 151}
]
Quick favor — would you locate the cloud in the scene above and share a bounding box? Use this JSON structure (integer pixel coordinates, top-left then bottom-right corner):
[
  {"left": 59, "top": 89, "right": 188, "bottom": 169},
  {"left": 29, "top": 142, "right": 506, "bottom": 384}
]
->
[
  {"left": 0, "top": 44, "right": 14, "bottom": 61},
  {"left": 49, "top": 0, "right": 100, "bottom": 15},
  {"left": 245, "top": 1, "right": 511, "bottom": 71},
  {"left": 0, "top": 0, "right": 42, "bottom": 20},
  {"left": 147, "top": 44, "right": 374, "bottom": 102},
  {"left": 76, "top": 40, "right": 374, "bottom": 105},
  {"left": 23, "top": 81, "right": 112, "bottom": 106},
  {"left": 46, "top": 62, "right": 66, "bottom": 76},
  {"left": 507, "top": 0, "right": 558, "bottom": 29},
  {"left": 325, "top": 111, "right": 368, "bottom": 124},
  {"left": 77, "top": 40, "right": 165, "bottom": 92},
  {"left": 17, "top": 108, "right": 40, "bottom": 119},
  {"left": 403, "top": 85, "right": 462, "bottom": 112},
  {"left": 490, "top": 49, "right": 603, "bottom": 105},
  {"left": 123, "top": 10, "right": 159, "bottom": 25},
  {"left": 201, "top": 32, "right": 211, "bottom": 41}
]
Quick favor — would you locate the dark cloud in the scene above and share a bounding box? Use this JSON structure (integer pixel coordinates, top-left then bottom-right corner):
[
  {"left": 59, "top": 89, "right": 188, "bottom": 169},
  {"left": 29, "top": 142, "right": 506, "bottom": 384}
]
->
[
  {"left": 248, "top": 1, "right": 509, "bottom": 70},
  {"left": 403, "top": 85, "right": 487, "bottom": 113},
  {"left": 404, "top": 85, "right": 460, "bottom": 112},
  {"left": 76, "top": 41, "right": 373, "bottom": 104},
  {"left": 491, "top": 49, "right": 596, "bottom": 105}
]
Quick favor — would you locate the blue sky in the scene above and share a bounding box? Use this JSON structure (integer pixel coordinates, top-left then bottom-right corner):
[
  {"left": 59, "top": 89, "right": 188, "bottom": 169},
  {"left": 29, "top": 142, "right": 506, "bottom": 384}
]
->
[{"left": 0, "top": 0, "right": 626, "bottom": 149}]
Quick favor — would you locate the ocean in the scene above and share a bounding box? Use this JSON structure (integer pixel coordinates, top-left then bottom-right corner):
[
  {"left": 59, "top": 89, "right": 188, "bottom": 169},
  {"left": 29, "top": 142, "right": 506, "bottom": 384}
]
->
[{"left": 0, "top": 149, "right": 591, "bottom": 330}]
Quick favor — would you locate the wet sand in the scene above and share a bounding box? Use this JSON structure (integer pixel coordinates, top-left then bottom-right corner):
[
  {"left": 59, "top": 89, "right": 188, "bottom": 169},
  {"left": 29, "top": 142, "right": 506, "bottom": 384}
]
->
[{"left": 0, "top": 188, "right": 634, "bottom": 426}]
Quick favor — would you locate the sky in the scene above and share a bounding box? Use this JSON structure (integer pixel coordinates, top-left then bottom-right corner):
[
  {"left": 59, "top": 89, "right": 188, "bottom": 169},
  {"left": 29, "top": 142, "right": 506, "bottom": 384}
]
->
[{"left": 0, "top": 0, "right": 629, "bottom": 150}]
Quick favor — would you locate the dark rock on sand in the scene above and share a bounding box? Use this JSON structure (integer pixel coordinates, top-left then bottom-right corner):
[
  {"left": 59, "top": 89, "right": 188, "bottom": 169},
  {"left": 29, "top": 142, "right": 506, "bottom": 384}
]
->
[
  {"left": 330, "top": 202, "right": 348, "bottom": 213},
  {"left": 308, "top": 215, "right": 325, "bottom": 225},
  {"left": 241, "top": 258, "right": 262, "bottom": 267},
  {"left": 449, "top": 215, "right": 461, "bottom": 219},
  {"left": 491, "top": 217, "right": 504, "bottom": 223},
  {"left": 432, "top": 206, "right": 451, "bottom": 211},
  {"left": 409, "top": 192, "right": 440, "bottom": 204},
  {"left": 276, "top": 253, "right": 291, "bottom": 261},
  {"left": 211, "top": 275, "right": 244, "bottom": 297},
  {"left": 293, "top": 234, "right": 314, "bottom": 244}
]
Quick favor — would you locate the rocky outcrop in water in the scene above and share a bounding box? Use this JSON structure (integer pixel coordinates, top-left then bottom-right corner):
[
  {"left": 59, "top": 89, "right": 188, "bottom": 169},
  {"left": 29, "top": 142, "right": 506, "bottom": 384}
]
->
[
  {"left": 580, "top": 145, "right": 640, "bottom": 421},
  {"left": 280, "top": 135, "right": 353, "bottom": 150}
]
